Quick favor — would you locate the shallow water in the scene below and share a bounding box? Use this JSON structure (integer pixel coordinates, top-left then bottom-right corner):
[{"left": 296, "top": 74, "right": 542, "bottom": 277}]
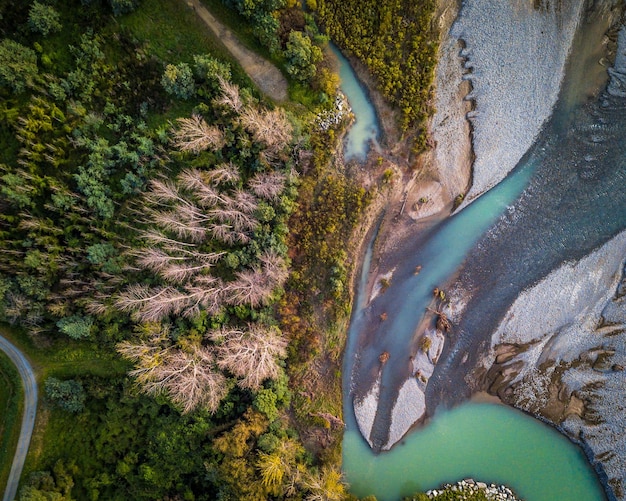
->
[
  {"left": 343, "top": 402, "right": 606, "bottom": 501},
  {"left": 342, "top": 206, "right": 606, "bottom": 501},
  {"left": 329, "top": 44, "right": 379, "bottom": 160}
]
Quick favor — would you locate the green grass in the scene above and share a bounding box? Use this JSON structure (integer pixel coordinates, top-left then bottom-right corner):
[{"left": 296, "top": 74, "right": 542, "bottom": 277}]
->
[
  {"left": 116, "top": 0, "right": 227, "bottom": 63},
  {"left": 0, "top": 325, "right": 131, "bottom": 488},
  {"left": 0, "top": 349, "right": 24, "bottom": 493},
  {"left": 0, "top": 326, "right": 130, "bottom": 383},
  {"left": 116, "top": 0, "right": 253, "bottom": 90}
]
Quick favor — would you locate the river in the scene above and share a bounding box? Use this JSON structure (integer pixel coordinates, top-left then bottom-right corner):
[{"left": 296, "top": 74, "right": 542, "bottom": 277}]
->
[
  {"left": 334, "top": 8, "right": 623, "bottom": 501},
  {"left": 329, "top": 44, "right": 379, "bottom": 161}
]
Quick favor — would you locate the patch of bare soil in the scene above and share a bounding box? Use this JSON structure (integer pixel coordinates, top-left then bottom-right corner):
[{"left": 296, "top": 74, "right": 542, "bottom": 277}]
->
[{"left": 183, "top": 0, "right": 288, "bottom": 102}]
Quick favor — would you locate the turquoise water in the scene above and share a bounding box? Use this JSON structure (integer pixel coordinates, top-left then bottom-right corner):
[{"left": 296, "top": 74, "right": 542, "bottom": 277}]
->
[
  {"left": 341, "top": 183, "right": 606, "bottom": 500},
  {"left": 343, "top": 402, "right": 606, "bottom": 501},
  {"left": 330, "top": 44, "right": 380, "bottom": 160}
]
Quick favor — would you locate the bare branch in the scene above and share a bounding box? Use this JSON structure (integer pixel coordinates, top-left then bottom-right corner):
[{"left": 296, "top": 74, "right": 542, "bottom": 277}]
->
[
  {"left": 171, "top": 115, "right": 225, "bottom": 153},
  {"left": 211, "top": 325, "right": 287, "bottom": 390},
  {"left": 248, "top": 171, "right": 286, "bottom": 201},
  {"left": 214, "top": 76, "right": 243, "bottom": 113}
]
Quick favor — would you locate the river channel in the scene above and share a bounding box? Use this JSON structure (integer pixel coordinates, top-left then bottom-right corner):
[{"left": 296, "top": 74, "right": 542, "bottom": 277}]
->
[{"left": 332, "top": 13, "right": 617, "bottom": 501}]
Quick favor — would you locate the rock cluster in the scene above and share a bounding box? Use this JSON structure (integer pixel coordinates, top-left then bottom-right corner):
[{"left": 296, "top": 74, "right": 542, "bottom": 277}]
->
[
  {"left": 316, "top": 92, "right": 352, "bottom": 131},
  {"left": 425, "top": 479, "right": 521, "bottom": 500}
]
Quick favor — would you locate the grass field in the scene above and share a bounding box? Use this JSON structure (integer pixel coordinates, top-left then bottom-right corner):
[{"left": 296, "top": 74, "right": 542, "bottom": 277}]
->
[{"left": 0, "top": 349, "right": 24, "bottom": 494}]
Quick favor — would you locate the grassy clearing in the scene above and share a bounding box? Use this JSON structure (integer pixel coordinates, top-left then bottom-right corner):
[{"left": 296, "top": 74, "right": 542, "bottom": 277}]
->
[
  {"left": 0, "top": 326, "right": 130, "bottom": 384},
  {"left": 0, "top": 349, "right": 24, "bottom": 493},
  {"left": 117, "top": 0, "right": 227, "bottom": 63},
  {"left": 116, "top": 0, "right": 252, "bottom": 84}
]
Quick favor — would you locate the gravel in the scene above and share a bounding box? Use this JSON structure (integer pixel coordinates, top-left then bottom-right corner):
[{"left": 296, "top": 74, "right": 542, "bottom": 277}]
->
[{"left": 451, "top": 0, "right": 585, "bottom": 207}]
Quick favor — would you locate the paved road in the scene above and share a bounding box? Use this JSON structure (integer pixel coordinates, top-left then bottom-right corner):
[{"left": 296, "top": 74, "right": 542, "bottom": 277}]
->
[
  {"left": 0, "top": 335, "right": 37, "bottom": 501},
  {"left": 184, "top": 0, "right": 289, "bottom": 102}
]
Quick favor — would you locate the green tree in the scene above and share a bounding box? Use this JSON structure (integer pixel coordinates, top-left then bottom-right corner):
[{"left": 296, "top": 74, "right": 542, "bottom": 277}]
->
[
  {"left": 0, "top": 39, "right": 38, "bottom": 94},
  {"left": 161, "top": 63, "right": 195, "bottom": 100},
  {"left": 284, "top": 31, "right": 322, "bottom": 83},
  {"left": 28, "top": 2, "right": 62, "bottom": 36},
  {"left": 44, "top": 377, "right": 86, "bottom": 413},
  {"left": 193, "top": 54, "right": 230, "bottom": 91},
  {"left": 56, "top": 315, "right": 94, "bottom": 340}
]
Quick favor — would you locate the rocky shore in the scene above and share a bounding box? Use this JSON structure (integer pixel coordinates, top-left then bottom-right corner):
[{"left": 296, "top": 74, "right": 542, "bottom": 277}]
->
[
  {"left": 423, "top": 479, "right": 521, "bottom": 501},
  {"left": 451, "top": 0, "right": 586, "bottom": 208}
]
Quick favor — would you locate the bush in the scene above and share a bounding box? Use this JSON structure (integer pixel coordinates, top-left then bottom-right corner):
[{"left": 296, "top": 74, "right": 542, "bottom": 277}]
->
[
  {"left": 44, "top": 378, "right": 86, "bottom": 413},
  {"left": 28, "top": 2, "right": 63, "bottom": 36},
  {"left": 161, "top": 63, "right": 195, "bottom": 100}
]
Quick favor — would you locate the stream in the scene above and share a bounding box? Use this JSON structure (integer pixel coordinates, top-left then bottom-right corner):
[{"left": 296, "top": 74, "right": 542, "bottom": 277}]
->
[{"left": 333, "top": 10, "right": 624, "bottom": 501}]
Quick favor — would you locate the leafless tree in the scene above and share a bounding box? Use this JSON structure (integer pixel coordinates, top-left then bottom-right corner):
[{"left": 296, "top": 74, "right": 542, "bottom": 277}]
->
[
  {"left": 248, "top": 171, "right": 286, "bottom": 202},
  {"left": 119, "top": 338, "right": 228, "bottom": 414},
  {"left": 213, "top": 76, "right": 243, "bottom": 113},
  {"left": 178, "top": 167, "right": 237, "bottom": 207},
  {"left": 171, "top": 115, "right": 225, "bottom": 153},
  {"left": 224, "top": 268, "right": 274, "bottom": 307},
  {"left": 226, "top": 189, "right": 258, "bottom": 214},
  {"left": 207, "top": 223, "right": 250, "bottom": 245},
  {"left": 115, "top": 279, "right": 225, "bottom": 322},
  {"left": 259, "top": 250, "right": 289, "bottom": 287},
  {"left": 140, "top": 230, "right": 198, "bottom": 251},
  {"left": 151, "top": 208, "right": 207, "bottom": 243},
  {"left": 223, "top": 251, "right": 287, "bottom": 307},
  {"left": 209, "top": 324, "right": 287, "bottom": 390},
  {"left": 240, "top": 107, "right": 292, "bottom": 151}
]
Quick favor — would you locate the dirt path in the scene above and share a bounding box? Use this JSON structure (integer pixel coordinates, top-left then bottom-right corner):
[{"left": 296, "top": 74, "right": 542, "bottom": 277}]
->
[
  {"left": 0, "top": 335, "right": 37, "bottom": 501},
  {"left": 183, "top": 0, "right": 288, "bottom": 102}
]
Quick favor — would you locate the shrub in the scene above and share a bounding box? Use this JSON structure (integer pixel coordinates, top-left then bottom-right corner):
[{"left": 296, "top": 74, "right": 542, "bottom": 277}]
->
[
  {"left": 28, "top": 2, "right": 62, "bottom": 36},
  {"left": 109, "top": 0, "right": 140, "bottom": 16},
  {"left": 161, "top": 63, "right": 195, "bottom": 100},
  {"left": 44, "top": 377, "right": 86, "bottom": 413},
  {"left": 193, "top": 54, "right": 231, "bottom": 92},
  {"left": 284, "top": 31, "right": 322, "bottom": 83},
  {"left": 56, "top": 314, "right": 94, "bottom": 340}
]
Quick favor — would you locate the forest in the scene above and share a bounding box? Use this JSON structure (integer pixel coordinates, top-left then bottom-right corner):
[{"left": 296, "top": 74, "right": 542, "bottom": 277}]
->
[
  {"left": 0, "top": 0, "right": 452, "bottom": 500},
  {"left": 0, "top": 0, "right": 354, "bottom": 498}
]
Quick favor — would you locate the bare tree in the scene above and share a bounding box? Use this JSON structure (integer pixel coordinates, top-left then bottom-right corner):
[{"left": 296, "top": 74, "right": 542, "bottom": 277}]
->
[
  {"left": 171, "top": 115, "right": 225, "bottom": 153},
  {"left": 210, "top": 324, "right": 287, "bottom": 390},
  {"left": 213, "top": 76, "right": 243, "bottom": 113},
  {"left": 248, "top": 171, "right": 286, "bottom": 202},
  {"left": 150, "top": 347, "right": 227, "bottom": 414},
  {"left": 223, "top": 251, "right": 287, "bottom": 307},
  {"left": 150, "top": 208, "right": 207, "bottom": 243},
  {"left": 207, "top": 222, "right": 250, "bottom": 245},
  {"left": 226, "top": 189, "right": 258, "bottom": 214},
  {"left": 178, "top": 167, "right": 238, "bottom": 207},
  {"left": 119, "top": 338, "right": 228, "bottom": 414},
  {"left": 240, "top": 107, "right": 292, "bottom": 151},
  {"left": 224, "top": 268, "right": 273, "bottom": 307},
  {"left": 259, "top": 250, "right": 289, "bottom": 287}
]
